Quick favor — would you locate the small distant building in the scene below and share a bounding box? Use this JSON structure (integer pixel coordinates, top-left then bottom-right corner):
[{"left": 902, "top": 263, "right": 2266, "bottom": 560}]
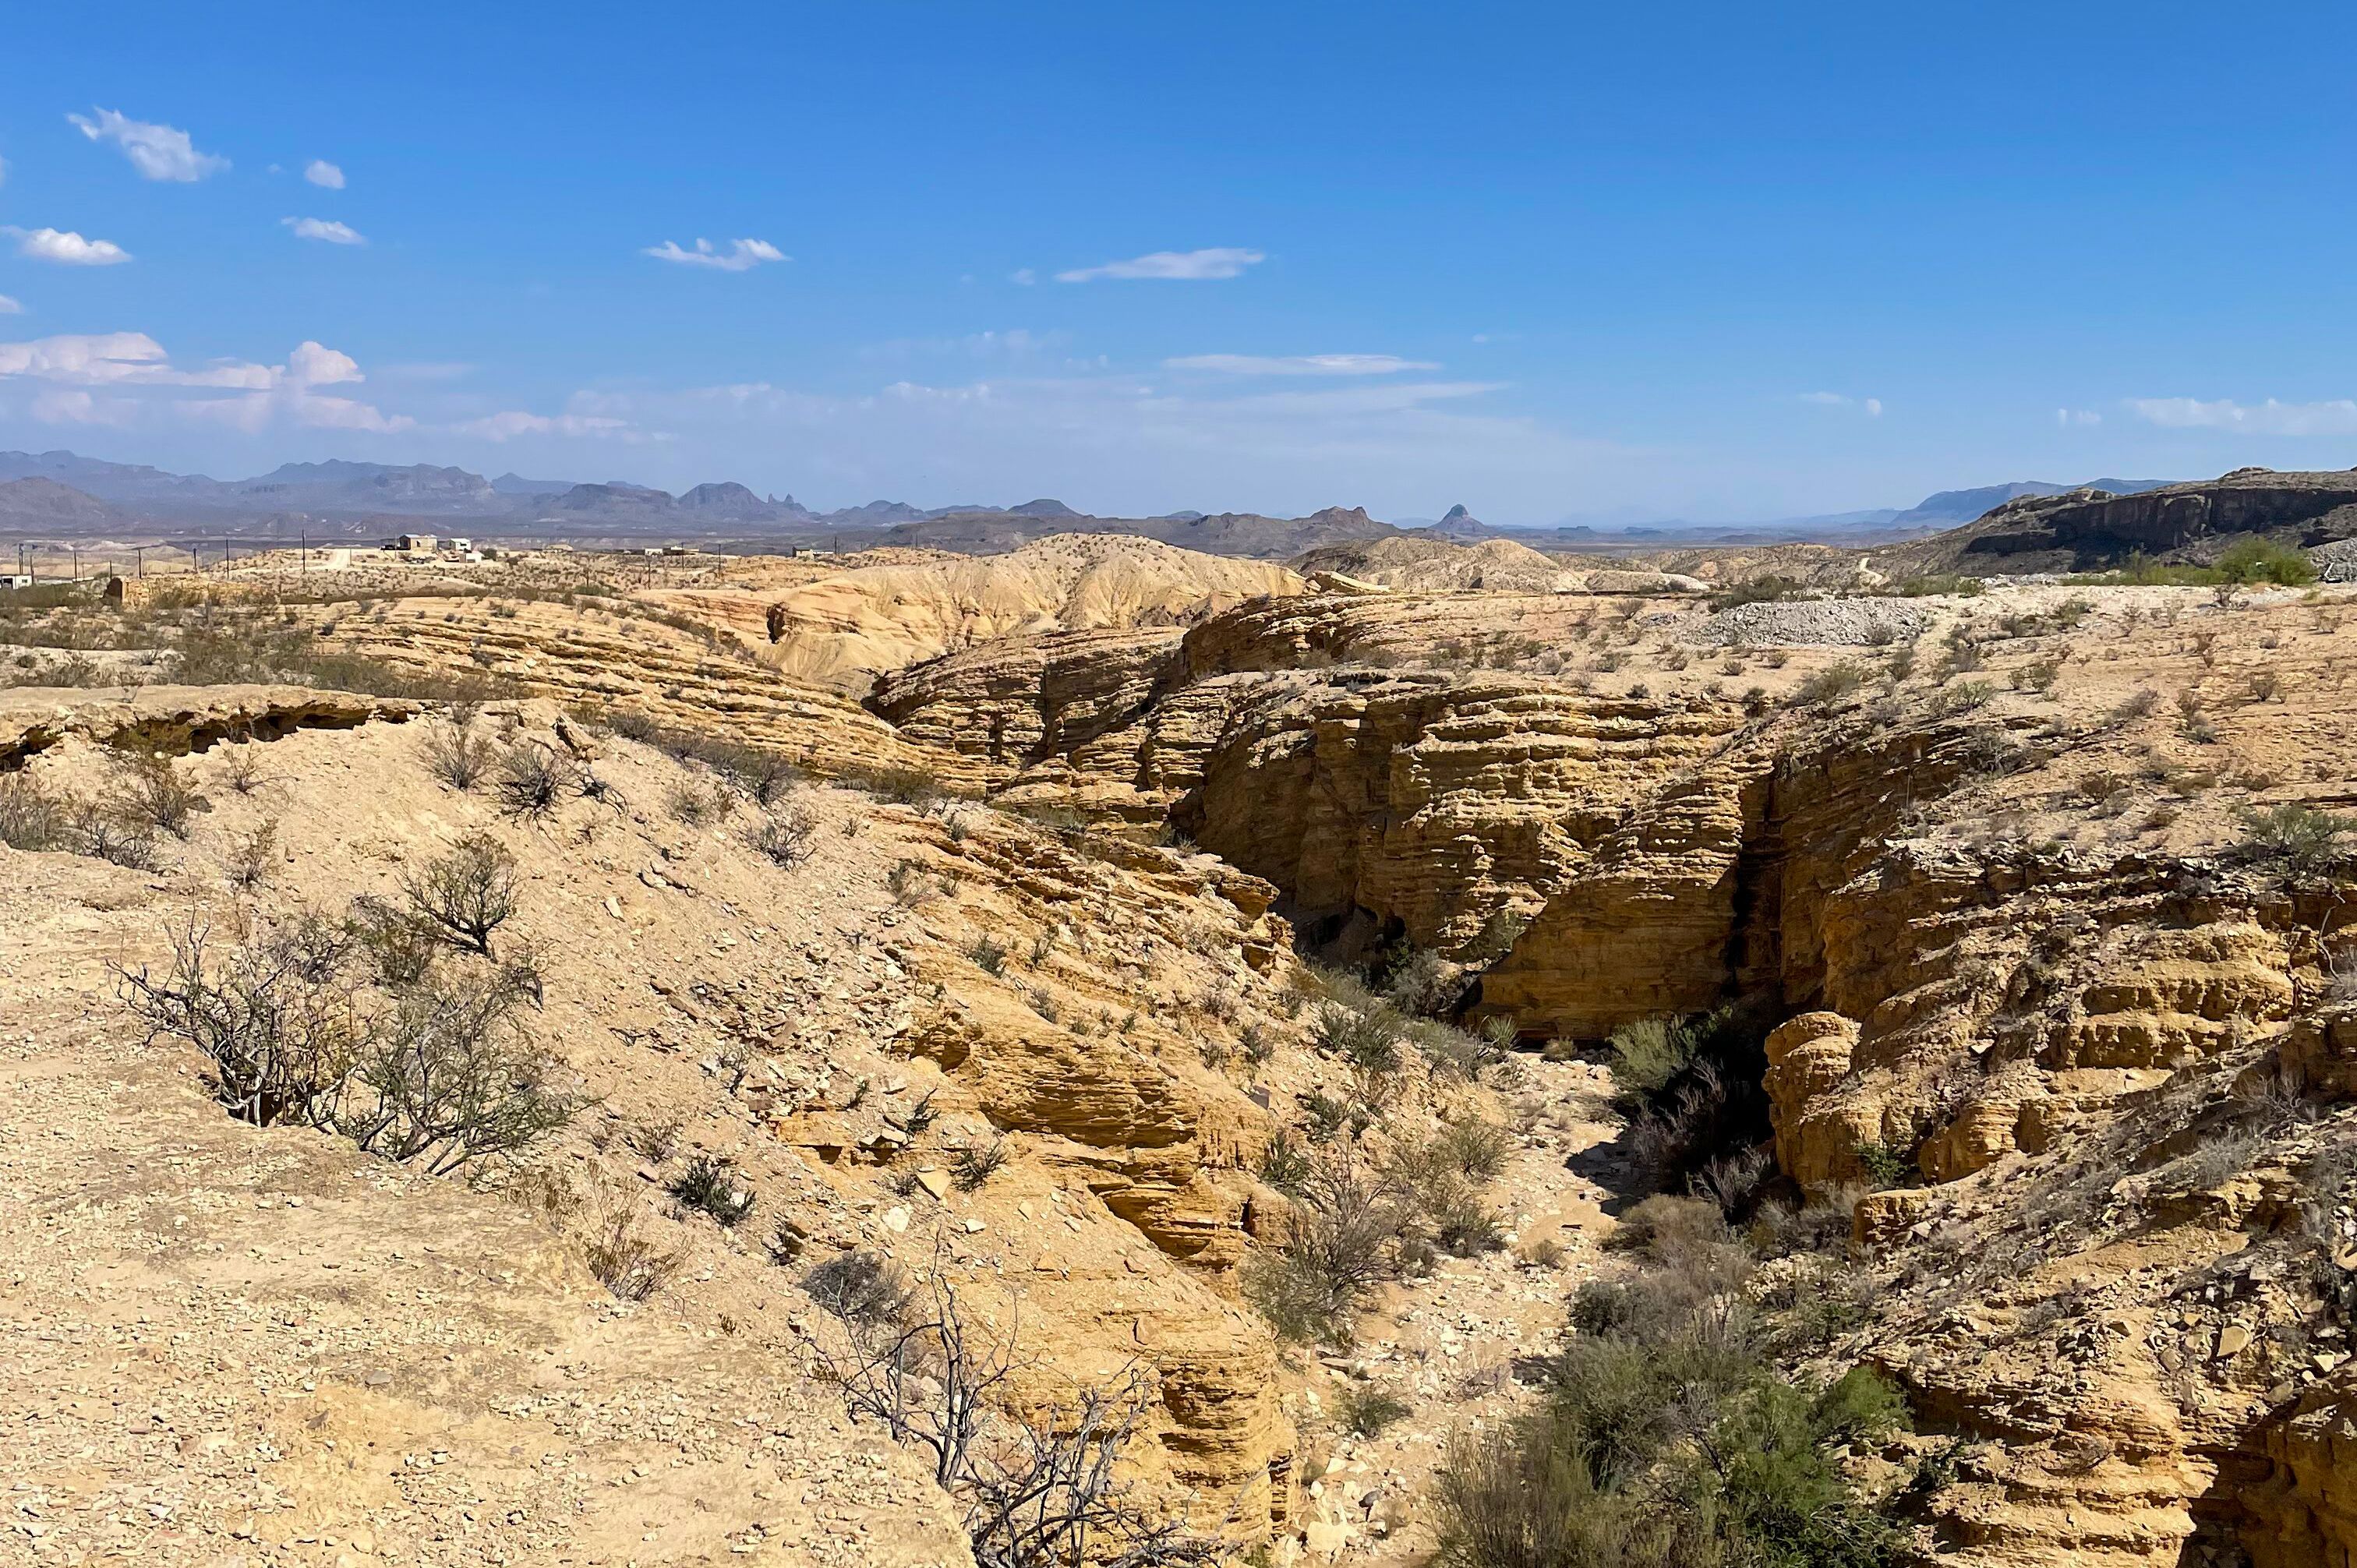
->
[
  {"left": 392, "top": 533, "right": 437, "bottom": 553},
  {"left": 0, "top": 574, "right": 34, "bottom": 590},
  {"left": 447, "top": 537, "right": 474, "bottom": 553}
]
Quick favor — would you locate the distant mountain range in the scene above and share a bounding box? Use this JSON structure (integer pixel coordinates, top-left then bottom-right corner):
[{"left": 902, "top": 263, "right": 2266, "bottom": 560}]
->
[{"left": 0, "top": 448, "right": 2182, "bottom": 556}]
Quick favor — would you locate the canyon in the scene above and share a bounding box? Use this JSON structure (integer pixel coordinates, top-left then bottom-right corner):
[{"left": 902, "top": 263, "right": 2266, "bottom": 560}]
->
[{"left": 3, "top": 514, "right": 2355, "bottom": 1566}]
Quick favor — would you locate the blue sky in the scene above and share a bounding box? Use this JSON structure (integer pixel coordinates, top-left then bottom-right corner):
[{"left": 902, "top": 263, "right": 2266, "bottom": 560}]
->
[{"left": 4, "top": 1, "right": 2356, "bottom": 523}]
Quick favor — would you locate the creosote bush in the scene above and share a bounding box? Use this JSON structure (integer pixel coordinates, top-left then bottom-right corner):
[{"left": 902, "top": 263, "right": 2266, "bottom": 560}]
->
[
  {"left": 2236, "top": 802, "right": 2352, "bottom": 880},
  {"left": 749, "top": 798, "right": 817, "bottom": 867},
  {"left": 106, "top": 747, "right": 203, "bottom": 838},
  {"left": 401, "top": 832, "right": 521, "bottom": 955}
]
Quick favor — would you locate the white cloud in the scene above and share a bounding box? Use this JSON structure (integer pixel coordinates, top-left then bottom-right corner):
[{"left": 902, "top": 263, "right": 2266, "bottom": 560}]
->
[
  {"left": 0, "top": 330, "right": 408, "bottom": 433},
  {"left": 454, "top": 409, "right": 635, "bottom": 441},
  {"left": 1009, "top": 267, "right": 1038, "bottom": 286},
  {"left": 304, "top": 159, "right": 345, "bottom": 189},
  {"left": 282, "top": 217, "right": 366, "bottom": 245},
  {"left": 2129, "top": 396, "right": 2357, "bottom": 436},
  {"left": 2056, "top": 407, "right": 2102, "bottom": 427},
  {"left": 1800, "top": 390, "right": 1882, "bottom": 417},
  {"left": 0, "top": 295, "right": 19, "bottom": 316},
  {"left": 67, "top": 108, "right": 228, "bottom": 182},
  {"left": 1055, "top": 247, "right": 1264, "bottom": 283},
  {"left": 4, "top": 227, "right": 132, "bottom": 266},
  {"left": 1167, "top": 353, "right": 1439, "bottom": 376},
  {"left": 643, "top": 237, "right": 786, "bottom": 272}
]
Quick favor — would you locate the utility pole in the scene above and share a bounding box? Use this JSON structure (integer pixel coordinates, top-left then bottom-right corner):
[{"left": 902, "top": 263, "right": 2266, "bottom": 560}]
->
[{"left": 133, "top": 546, "right": 145, "bottom": 578}]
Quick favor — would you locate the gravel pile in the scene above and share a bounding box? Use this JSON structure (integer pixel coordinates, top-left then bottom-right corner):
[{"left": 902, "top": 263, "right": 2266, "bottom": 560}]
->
[
  {"left": 2311, "top": 539, "right": 2357, "bottom": 581},
  {"left": 1701, "top": 597, "right": 1931, "bottom": 647}
]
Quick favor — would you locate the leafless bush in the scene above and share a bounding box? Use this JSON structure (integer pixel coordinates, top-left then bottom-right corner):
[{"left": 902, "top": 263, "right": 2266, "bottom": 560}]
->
[
  {"left": 749, "top": 798, "right": 816, "bottom": 867},
  {"left": 1243, "top": 1152, "right": 1424, "bottom": 1345},
  {"left": 493, "top": 740, "right": 578, "bottom": 817},
  {"left": 585, "top": 1206, "right": 684, "bottom": 1301},
  {"left": 106, "top": 748, "right": 203, "bottom": 838},
  {"left": 217, "top": 737, "right": 269, "bottom": 795},
  {"left": 118, "top": 915, "right": 363, "bottom": 1127},
  {"left": 401, "top": 831, "right": 520, "bottom": 955},
  {"left": 422, "top": 716, "right": 496, "bottom": 792},
  {"left": 227, "top": 818, "right": 279, "bottom": 890},
  {"left": 0, "top": 772, "right": 75, "bottom": 851},
  {"left": 808, "top": 1260, "right": 1217, "bottom": 1566}
]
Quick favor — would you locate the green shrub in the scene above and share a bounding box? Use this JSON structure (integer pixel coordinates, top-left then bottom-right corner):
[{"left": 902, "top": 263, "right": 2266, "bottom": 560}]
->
[
  {"left": 2237, "top": 802, "right": 2352, "bottom": 878},
  {"left": 1435, "top": 1208, "right": 1912, "bottom": 1568},
  {"left": 2214, "top": 536, "right": 2318, "bottom": 586},
  {"left": 1337, "top": 1386, "right": 1412, "bottom": 1439},
  {"left": 1794, "top": 662, "right": 1870, "bottom": 706},
  {"left": 670, "top": 1154, "right": 757, "bottom": 1226},
  {"left": 1712, "top": 574, "right": 1801, "bottom": 611}
]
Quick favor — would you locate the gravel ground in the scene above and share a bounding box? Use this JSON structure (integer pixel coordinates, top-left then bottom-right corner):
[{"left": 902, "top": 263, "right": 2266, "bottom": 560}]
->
[{"left": 1699, "top": 596, "right": 1931, "bottom": 647}]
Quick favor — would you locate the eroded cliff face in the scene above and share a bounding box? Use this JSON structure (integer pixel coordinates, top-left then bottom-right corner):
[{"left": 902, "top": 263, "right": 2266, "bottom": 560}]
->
[{"left": 870, "top": 577, "right": 2357, "bottom": 1566}]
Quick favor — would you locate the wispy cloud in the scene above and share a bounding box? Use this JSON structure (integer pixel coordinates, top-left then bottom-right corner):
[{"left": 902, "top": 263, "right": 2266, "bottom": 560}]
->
[
  {"left": 0, "top": 296, "right": 19, "bottom": 316},
  {"left": 67, "top": 108, "right": 228, "bottom": 182},
  {"left": 1055, "top": 247, "right": 1263, "bottom": 283},
  {"left": 643, "top": 237, "right": 786, "bottom": 272},
  {"left": 1166, "top": 353, "right": 1439, "bottom": 376},
  {"left": 2056, "top": 407, "right": 2102, "bottom": 427},
  {"left": 2129, "top": 396, "right": 2357, "bottom": 436},
  {"left": 282, "top": 217, "right": 366, "bottom": 245},
  {"left": 303, "top": 159, "right": 345, "bottom": 189},
  {"left": 1799, "top": 390, "right": 1882, "bottom": 417},
  {"left": 1009, "top": 267, "right": 1038, "bottom": 286},
  {"left": 454, "top": 409, "right": 636, "bottom": 441},
  {"left": 3, "top": 227, "right": 132, "bottom": 266},
  {"left": 0, "top": 330, "right": 409, "bottom": 433},
  {"left": 864, "top": 328, "right": 1067, "bottom": 362}
]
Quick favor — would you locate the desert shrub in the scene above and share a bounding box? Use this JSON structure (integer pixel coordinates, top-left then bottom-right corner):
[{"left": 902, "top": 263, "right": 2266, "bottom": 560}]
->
[
  {"left": 0, "top": 772, "right": 75, "bottom": 851},
  {"left": 105, "top": 747, "right": 203, "bottom": 838},
  {"left": 970, "top": 934, "right": 1009, "bottom": 976},
  {"left": 1893, "top": 574, "right": 1984, "bottom": 598},
  {"left": 227, "top": 818, "right": 279, "bottom": 890},
  {"left": 1244, "top": 1153, "right": 1423, "bottom": 1346},
  {"left": 1315, "top": 995, "right": 1405, "bottom": 1078},
  {"left": 670, "top": 1153, "right": 758, "bottom": 1226},
  {"left": 1853, "top": 1139, "right": 1917, "bottom": 1190},
  {"left": 118, "top": 916, "right": 363, "bottom": 1127},
  {"left": 1259, "top": 1129, "right": 1314, "bottom": 1195},
  {"left": 334, "top": 973, "right": 583, "bottom": 1173},
  {"left": 1612, "top": 1005, "right": 1778, "bottom": 1202},
  {"left": 422, "top": 717, "right": 495, "bottom": 792},
  {"left": 585, "top": 1209, "right": 684, "bottom": 1301},
  {"left": 1794, "top": 662, "right": 1869, "bottom": 706},
  {"left": 401, "top": 832, "right": 521, "bottom": 955},
  {"left": 2214, "top": 536, "right": 2318, "bottom": 586},
  {"left": 1337, "top": 1386, "right": 1412, "bottom": 1439},
  {"left": 2237, "top": 803, "right": 2352, "bottom": 879},
  {"left": 1607, "top": 1016, "right": 1692, "bottom": 1100},
  {"left": 804, "top": 1249, "right": 914, "bottom": 1327},
  {"left": 218, "top": 737, "right": 268, "bottom": 795},
  {"left": 1931, "top": 679, "right": 1995, "bottom": 715},
  {"left": 666, "top": 777, "right": 727, "bottom": 825},
  {"left": 1712, "top": 574, "right": 1801, "bottom": 610},
  {"left": 1436, "top": 1208, "right": 1912, "bottom": 1568},
  {"left": 77, "top": 805, "right": 161, "bottom": 869},
  {"left": 952, "top": 1136, "right": 1009, "bottom": 1191},
  {"left": 348, "top": 894, "right": 443, "bottom": 988},
  {"left": 493, "top": 740, "right": 578, "bottom": 818},
  {"left": 749, "top": 799, "right": 816, "bottom": 867}
]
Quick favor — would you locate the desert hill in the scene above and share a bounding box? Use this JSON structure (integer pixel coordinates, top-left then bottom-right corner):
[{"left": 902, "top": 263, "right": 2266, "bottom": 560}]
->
[{"left": 652, "top": 532, "right": 1306, "bottom": 690}]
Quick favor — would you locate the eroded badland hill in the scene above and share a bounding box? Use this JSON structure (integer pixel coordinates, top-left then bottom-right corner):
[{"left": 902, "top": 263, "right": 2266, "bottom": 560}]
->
[{"left": 5, "top": 514, "right": 2357, "bottom": 1568}]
